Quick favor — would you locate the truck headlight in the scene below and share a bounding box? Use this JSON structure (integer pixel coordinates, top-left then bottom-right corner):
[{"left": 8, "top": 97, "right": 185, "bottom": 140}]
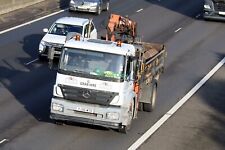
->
[
  {"left": 106, "top": 112, "right": 119, "bottom": 120},
  {"left": 52, "top": 103, "right": 64, "bottom": 112},
  {"left": 204, "top": 4, "right": 211, "bottom": 9}
]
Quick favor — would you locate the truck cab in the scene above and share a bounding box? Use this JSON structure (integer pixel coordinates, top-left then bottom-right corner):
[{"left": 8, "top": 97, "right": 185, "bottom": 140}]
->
[
  {"left": 204, "top": 0, "right": 225, "bottom": 20},
  {"left": 50, "top": 37, "right": 166, "bottom": 133},
  {"left": 38, "top": 17, "right": 97, "bottom": 59}
]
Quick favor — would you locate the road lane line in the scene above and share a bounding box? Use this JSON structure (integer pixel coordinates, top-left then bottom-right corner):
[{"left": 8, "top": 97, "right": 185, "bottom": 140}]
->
[
  {"left": 25, "top": 58, "right": 39, "bottom": 66},
  {"left": 174, "top": 27, "right": 182, "bottom": 33},
  {"left": 136, "top": 9, "right": 143, "bottom": 13},
  {"left": 0, "top": 9, "right": 68, "bottom": 35},
  {"left": 128, "top": 57, "right": 225, "bottom": 150},
  {"left": 0, "top": 139, "right": 9, "bottom": 145}
]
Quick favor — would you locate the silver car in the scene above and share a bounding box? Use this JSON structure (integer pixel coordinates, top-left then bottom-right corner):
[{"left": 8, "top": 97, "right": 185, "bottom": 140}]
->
[{"left": 69, "top": 0, "right": 110, "bottom": 15}]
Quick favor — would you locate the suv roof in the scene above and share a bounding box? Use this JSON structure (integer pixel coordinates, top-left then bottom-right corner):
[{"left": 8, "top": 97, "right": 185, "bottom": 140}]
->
[{"left": 55, "top": 17, "right": 89, "bottom": 26}]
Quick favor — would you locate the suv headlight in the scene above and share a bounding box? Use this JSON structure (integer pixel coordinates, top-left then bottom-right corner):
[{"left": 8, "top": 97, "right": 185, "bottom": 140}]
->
[
  {"left": 52, "top": 103, "right": 64, "bottom": 112},
  {"left": 39, "top": 40, "right": 47, "bottom": 53},
  {"left": 106, "top": 112, "right": 119, "bottom": 120},
  {"left": 40, "top": 40, "right": 46, "bottom": 46},
  {"left": 55, "top": 85, "right": 63, "bottom": 98}
]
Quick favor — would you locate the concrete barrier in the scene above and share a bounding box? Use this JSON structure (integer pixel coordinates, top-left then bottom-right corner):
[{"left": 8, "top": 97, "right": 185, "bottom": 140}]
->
[{"left": 0, "top": 0, "right": 46, "bottom": 15}]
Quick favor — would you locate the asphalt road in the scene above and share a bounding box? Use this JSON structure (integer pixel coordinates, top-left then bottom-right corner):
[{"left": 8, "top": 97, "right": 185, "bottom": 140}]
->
[
  {"left": 139, "top": 63, "right": 225, "bottom": 150},
  {"left": 0, "top": 0, "right": 224, "bottom": 149}
]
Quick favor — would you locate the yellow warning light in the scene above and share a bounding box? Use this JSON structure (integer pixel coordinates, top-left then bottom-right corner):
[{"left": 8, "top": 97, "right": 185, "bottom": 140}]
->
[
  {"left": 116, "top": 40, "right": 122, "bottom": 47},
  {"left": 74, "top": 35, "right": 81, "bottom": 41}
]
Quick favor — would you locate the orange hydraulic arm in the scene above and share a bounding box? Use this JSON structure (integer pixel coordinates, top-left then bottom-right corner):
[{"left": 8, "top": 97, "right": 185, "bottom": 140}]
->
[{"left": 106, "top": 14, "right": 137, "bottom": 43}]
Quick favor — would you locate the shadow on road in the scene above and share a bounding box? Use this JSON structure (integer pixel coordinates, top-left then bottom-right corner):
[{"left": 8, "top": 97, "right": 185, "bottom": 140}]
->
[{"left": 0, "top": 33, "right": 56, "bottom": 124}]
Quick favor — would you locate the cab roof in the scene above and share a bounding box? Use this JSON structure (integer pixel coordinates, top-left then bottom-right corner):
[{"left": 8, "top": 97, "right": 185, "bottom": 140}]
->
[
  {"left": 64, "top": 38, "right": 136, "bottom": 56},
  {"left": 55, "top": 17, "right": 89, "bottom": 26}
]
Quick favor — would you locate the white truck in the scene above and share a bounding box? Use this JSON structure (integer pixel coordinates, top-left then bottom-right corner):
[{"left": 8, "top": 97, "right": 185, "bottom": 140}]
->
[
  {"left": 50, "top": 37, "right": 166, "bottom": 133},
  {"left": 38, "top": 17, "right": 97, "bottom": 59}
]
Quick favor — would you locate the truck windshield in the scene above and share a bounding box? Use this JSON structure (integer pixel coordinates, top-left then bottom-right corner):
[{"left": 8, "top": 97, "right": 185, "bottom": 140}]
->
[
  {"left": 59, "top": 48, "right": 125, "bottom": 81},
  {"left": 49, "top": 23, "right": 83, "bottom": 36}
]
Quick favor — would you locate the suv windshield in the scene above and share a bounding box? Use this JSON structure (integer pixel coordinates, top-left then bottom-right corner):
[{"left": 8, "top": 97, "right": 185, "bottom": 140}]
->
[
  {"left": 49, "top": 23, "right": 83, "bottom": 36},
  {"left": 59, "top": 48, "right": 125, "bottom": 81}
]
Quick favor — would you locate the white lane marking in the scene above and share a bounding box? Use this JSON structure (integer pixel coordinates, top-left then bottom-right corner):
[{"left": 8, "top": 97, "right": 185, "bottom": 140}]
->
[
  {"left": 136, "top": 9, "right": 143, "bottom": 13},
  {"left": 25, "top": 58, "right": 39, "bottom": 66},
  {"left": 0, "top": 139, "right": 9, "bottom": 145},
  {"left": 0, "top": 9, "right": 67, "bottom": 35},
  {"left": 195, "top": 14, "right": 201, "bottom": 18},
  {"left": 128, "top": 57, "right": 225, "bottom": 150},
  {"left": 175, "top": 27, "right": 182, "bottom": 33}
]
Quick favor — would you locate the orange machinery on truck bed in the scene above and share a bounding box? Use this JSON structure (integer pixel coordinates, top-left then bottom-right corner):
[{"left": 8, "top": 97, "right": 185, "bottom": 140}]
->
[{"left": 105, "top": 13, "right": 137, "bottom": 43}]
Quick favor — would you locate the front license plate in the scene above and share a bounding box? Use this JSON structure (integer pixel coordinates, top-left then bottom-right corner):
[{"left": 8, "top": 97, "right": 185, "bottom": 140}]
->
[{"left": 76, "top": 107, "right": 94, "bottom": 113}]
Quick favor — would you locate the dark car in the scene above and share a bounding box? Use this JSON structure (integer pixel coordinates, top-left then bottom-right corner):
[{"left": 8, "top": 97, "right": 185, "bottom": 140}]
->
[
  {"left": 204, "top": 0, "right": 225, "bottom": 20},
  {"left": 69, "top": 0, "right": 110, "bottom": 15}
]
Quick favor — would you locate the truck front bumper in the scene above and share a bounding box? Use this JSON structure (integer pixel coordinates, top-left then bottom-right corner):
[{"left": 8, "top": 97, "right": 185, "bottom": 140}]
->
[
  {"left": 50, "top": 113, "right": 121, "bottom": 129},
  {"left": 50, "top": 98, "right": 129, "bottom": 129}
]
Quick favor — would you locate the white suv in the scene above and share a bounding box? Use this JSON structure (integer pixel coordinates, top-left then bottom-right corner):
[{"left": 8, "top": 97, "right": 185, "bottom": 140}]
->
[{"left": 39, "top": 17, "right": 97, "bottom": 59}]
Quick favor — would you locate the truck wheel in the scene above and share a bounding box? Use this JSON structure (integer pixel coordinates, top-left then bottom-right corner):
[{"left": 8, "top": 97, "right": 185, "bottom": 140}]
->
[{"left": 143, "top": 83, "right": 157, "bottom": 112}]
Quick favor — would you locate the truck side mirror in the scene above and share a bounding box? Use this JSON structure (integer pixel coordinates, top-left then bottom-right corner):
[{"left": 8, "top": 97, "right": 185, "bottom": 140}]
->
[{"left": 43, "top": 28, "right": 49, "bottom": 33}]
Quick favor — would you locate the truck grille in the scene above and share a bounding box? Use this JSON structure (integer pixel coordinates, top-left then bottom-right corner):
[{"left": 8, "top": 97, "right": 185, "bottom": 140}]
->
[
  {"left": 58, "top": 84, "right": 118, "bottom": 106},
  {"left": 214, "top": 2, "right": 225, "bottom": 11}
]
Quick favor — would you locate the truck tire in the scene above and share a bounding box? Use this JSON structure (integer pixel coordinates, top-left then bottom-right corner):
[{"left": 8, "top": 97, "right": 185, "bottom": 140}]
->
[{"left": 143, "top": 83, "right": 157, "bottom": 112}]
